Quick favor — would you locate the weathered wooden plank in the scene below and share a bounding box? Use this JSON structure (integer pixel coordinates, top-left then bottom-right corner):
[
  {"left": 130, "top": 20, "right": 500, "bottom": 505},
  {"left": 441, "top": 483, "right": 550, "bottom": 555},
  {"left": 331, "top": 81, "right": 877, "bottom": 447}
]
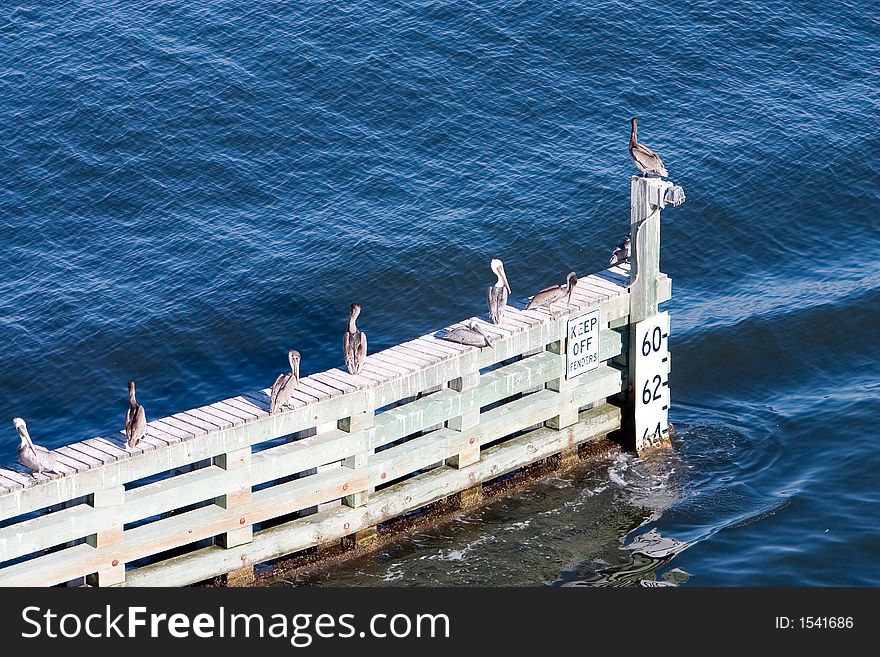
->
[
  {"left": 387, "top": 343, "right": 443, "bottom": 364},
  {"left": 363, "top": 357, "right": 408, "bottom": 377},
  {"left": 372, "top": 350, "right": 427, "bottom": 372},
  {"left": 56, "top": 446, "right": 102, "bottom": 469},
  {"left": 48, "top": 453, "right": 82, "bottom": 474},
  {"left": 322, "top": 368, "right": 377, "bottom": 391},
  {"left": 417, "top": 334, "right": 472, "bottom": 354},
  {"left": 595, "top": 267, "right": 629, "bottom": 288},
  {"left": 241, "top": 391, "right": 274, "bottom": 411},
  {"left": 0, "top": 469, "right": 31, "bottom": 489},
  {"left": 251, "top": 429, "right": 373, "bottom": 483},
  {"left": 143, "top": 424, "right": 180, "bottom": 446},
  {"left": 210, "top": 401, "right": 258, "bottom": 422},
  {"left": 289, "top": 380, "right": 331, "bottom": 402},
  {"left": 153, "top": 418, "right": 197, "bottom": 441},
  {"left": 0, "top": 474, "right": 20, "bottom": 493},
  {"left": 307, "top": 372, "right": 357, "bottom": 393},
  {"left": 66, "top": 443, "right": 112, "bottom": 466},
  {"left": 374, "top": 429, "right": 468, "bottom": 482},
  {"left": 170, "top": 412, "right": 218, "bottom": 434},
  {"left": 184, "top": 408, "right": 235, "bottom": 431},
  {"left": 357, "top": 362, "right": 395, "bottom": 382},
  {"left": 72, "top": 442, "right": 117, "bottom": 465},
  {"left": 5, "top": 463, "right": 49, "bottom": 486},
  {"left": 298, "top": 378, "right": 343, "bottom": 398},
  {"left": 223, "top": 395, "right": 267, "bottom": 416},
  {"left": 87, "top": 437, "right": 136, "bottom": 460},
  {"left": 393, "top": 343, "right": 451, "bottom": 366},
  {"left": 370, "top": 351, "right": 563, "bottom": 449},
  {"left": 497, "top": 312, "right": 535, "bottom": 330},
  {"left": 584, "top": 273, "right": 625, "bottom": 296}
]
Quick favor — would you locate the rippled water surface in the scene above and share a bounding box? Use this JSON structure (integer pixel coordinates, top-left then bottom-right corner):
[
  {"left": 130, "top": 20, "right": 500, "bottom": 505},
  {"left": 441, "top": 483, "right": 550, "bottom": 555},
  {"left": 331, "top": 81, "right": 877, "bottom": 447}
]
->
[{"left": 1, "top": 0, "right": 877, "bottom": 585}]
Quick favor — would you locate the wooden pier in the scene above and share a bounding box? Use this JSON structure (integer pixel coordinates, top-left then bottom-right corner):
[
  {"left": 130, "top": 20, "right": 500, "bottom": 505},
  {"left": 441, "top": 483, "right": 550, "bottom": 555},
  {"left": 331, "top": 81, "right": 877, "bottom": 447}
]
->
[{"left": 0, "top": 177, "right": 677, "bottom": 587}]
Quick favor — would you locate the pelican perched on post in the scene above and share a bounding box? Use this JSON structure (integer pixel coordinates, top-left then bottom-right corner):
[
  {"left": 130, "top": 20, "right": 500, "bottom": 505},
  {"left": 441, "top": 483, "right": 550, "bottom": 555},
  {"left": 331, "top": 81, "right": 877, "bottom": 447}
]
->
[
  {"left": 344, "top": 303, "right": 367, "bottom": 375},
  {"left": 125, "top": 380, "right": 147, "bottom": 448},
  {"left": 609, "top": 233, "right": 631, "bottom": 267},
  {"left": 526, "top": 272, "right": 578, "bottom": 310},
  {"left": 487, "top": 258, "right": 511, "bottom": 325},
  {"left": 629, "top": 118, "right": 668, "bottom": 178},
  {"left": 269, "top": 348, "right": 301, "bottom": 413},
  {"left": 441, "top": 321, "right": 494, "bottom": 348},
  {"left": 13, "top": 417, "right": 60, "bottom": 475}
]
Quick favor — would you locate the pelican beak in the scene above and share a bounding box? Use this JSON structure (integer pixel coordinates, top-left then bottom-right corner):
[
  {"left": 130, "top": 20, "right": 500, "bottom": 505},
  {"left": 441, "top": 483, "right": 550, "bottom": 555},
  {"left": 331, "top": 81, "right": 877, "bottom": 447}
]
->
[
  {"left": 499, "top": 264, "right": 511, "bottom": 295},
  {"left": 474, "top": 324, "right": 494, "bottom": 348}
]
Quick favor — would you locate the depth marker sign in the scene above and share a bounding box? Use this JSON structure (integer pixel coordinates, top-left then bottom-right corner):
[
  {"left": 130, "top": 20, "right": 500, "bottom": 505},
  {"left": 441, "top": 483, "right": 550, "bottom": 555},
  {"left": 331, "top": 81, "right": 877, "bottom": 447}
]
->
[
  {"left": 566, "top": 309, "right": 600, "bottom": 379},
  {"left": 633, "top": 311, "right": 671, "bottom": 449}
]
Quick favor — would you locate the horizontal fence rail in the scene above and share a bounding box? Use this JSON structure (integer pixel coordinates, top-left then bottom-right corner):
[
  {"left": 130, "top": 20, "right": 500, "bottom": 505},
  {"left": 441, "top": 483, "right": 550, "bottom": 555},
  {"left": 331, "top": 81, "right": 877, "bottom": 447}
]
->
[{"left": 0, "top": 259, "right": 671, "bottom": 587}]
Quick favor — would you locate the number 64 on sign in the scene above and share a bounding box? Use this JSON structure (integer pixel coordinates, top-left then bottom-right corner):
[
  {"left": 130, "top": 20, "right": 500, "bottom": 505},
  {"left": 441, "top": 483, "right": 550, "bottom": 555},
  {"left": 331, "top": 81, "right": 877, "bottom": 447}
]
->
[{"left": 633, "top": 311, "right": 671, "bottom": 451}]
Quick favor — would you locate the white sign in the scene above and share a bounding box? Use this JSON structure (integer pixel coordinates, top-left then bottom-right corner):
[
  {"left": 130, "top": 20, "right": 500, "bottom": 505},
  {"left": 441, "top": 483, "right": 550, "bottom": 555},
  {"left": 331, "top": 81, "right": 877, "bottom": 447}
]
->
[
  {"left": 566, "top": 309, "right": 600, "bottom": 379},
  {"left": 633, "top": 311, "right": 671, "bottom": 450}
]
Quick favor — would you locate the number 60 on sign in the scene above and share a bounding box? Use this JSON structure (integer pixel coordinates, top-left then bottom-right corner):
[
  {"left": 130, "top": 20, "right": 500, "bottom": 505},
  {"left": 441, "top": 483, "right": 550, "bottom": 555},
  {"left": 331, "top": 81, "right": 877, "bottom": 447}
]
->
[{"left": 633, "top": 311, "right": 671, "bottom": 451}]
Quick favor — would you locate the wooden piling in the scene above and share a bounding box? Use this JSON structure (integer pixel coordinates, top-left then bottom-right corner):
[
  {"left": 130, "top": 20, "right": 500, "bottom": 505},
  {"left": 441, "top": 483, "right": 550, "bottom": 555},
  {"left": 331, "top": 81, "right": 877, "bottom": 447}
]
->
[{"left": 628, "top": 175, "right": 674, "bottom": 453}]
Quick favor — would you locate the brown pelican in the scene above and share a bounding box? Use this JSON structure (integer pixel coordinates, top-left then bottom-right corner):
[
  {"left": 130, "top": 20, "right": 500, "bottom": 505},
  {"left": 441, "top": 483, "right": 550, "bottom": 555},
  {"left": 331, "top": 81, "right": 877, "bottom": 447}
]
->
[
  {"left": 525, "top": 272, "right": 578, "bottom": 310},
  {"left": 487, "top": 258, "right": 511, "bottom": 325},
  {"left": 124, "top": 380, "right": 147, "bottom": 448},
  {"left": 441, "top": 321, "right": 494, "bottom": 348},
  {"left": 609, "top": 233, "right": 631, "bottom": 266},
  {"left": 13, "top": 417, "right": 60, "bottom": 475},
  {"left": 629, "top": 118, "right": 668, "bottom": 177},
  {"left": 269, "top": 348, "right": 301, "bottom": 413},
  {"left": 344, "top": 303, "right": 367, "bottom": 375}
]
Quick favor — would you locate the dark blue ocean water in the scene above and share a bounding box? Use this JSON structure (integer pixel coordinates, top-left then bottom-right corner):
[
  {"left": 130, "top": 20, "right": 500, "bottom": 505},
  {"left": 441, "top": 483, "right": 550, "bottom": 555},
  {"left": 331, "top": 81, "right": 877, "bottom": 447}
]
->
[{"left": 1, "top": 0, "right": 877, "bottom": 586}]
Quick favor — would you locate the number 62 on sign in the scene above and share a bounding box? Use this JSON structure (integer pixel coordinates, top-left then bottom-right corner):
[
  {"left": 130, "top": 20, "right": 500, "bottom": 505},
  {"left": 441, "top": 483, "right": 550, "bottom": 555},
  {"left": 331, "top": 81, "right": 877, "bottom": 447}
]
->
[{"left": 633, "top": 311, "right": 671, "bottom": 451}]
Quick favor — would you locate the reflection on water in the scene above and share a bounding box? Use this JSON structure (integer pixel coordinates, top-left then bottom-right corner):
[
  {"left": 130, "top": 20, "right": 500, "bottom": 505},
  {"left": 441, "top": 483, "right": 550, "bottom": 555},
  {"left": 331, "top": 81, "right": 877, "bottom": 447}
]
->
[
  {"left": 277, "top": 438, "right": 691, "bottom": 587},
  {"left": 276, "top": 417, "right": 796, "bottom": 587}
]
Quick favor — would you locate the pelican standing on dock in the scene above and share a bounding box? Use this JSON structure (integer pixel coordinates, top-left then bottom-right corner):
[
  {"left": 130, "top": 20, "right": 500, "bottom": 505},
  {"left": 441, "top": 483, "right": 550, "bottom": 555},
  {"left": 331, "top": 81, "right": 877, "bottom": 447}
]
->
[
  {"left": 629, "top": 118, "right": 668, "bottom": 178},
  {"left": 269, "top": 348, "right": 301, "bottom": 413},
  {"left": 487, "top": 258, "right": 511, "bottom": 325},
  {"left": 13, "top": 417, "right": 60, "bottom": 475},
  {"left": 344, "top": 303, "right": 367, "bottom": 375},
  {"left": 609, "top": 233, "right": 631, "bottom": 266},
  {"left": 442, "top": 321, "right": 494, "bottom": 348},
  {"left": 526, "top": 272, "right": 578, "bottom": 310},
  {"left": 125, "top": 380, "right": 147, "bottom": 448}
]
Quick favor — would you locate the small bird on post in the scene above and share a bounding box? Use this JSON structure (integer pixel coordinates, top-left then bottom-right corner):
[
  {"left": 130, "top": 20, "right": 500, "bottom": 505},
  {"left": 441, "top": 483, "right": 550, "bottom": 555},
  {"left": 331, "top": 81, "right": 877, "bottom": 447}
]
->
[
  {"left": 487, "top": 258, "right": 511, "bottom": 325},
  {"left": 526, "top": 272, "right": 578, "bottom": 310},
  {"left": 13, "top": 417, "right": 60, "bottom": 476},
  {"left": 609, "top": 233, "right": 631, "bottom": 267},
  {"left": 629, "top": 117, "right": 668, "bottom": 178},
  {"left": 125, "top": 380, "right": 147, "bottom": 448},
  {"left": 441, "top": 321, "right": 494, "bottom": 348},
  {"left": 344, "top": 303, "right": 367, "bottom": 375},
  {"left": 269, "top": 348, "right": 301, "bottom": 413}
]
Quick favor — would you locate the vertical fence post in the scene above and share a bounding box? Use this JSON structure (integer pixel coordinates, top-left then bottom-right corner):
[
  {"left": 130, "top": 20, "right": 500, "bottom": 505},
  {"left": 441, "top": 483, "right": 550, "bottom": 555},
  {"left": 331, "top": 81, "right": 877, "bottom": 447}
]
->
[
  {"left": 544, "top": 340, "right": 579, "bottom": 430},
  {"left": 445, "top": 372, "right": 481, "bottom": 468},
  {"left": 85, "top": 485, "right": 125, "bottom": 586},
  {"left": 340, "top": 407, "right": 376, "bottom": 550},
  {"left": 340, "top": 409, "right": 375, "bottom": 507},
  {"left": 628, "top": 175, "right": 664, "bottom": 453},
  {"left": 544, "top": 339, "right": 581, "bottom": 470},
  {"left": 214, "top": 446, "right": 253, "bottom": 585},
  {"left": 446, "top": 371, "right": 482, "bottom": 509}
]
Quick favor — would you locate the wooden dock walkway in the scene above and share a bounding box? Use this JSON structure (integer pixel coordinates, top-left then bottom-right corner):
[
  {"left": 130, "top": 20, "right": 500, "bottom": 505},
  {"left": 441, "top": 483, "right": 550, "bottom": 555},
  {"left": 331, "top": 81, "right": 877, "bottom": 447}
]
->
[{"left": 0, "top": 176, "right": 678, "bottom": 587}]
